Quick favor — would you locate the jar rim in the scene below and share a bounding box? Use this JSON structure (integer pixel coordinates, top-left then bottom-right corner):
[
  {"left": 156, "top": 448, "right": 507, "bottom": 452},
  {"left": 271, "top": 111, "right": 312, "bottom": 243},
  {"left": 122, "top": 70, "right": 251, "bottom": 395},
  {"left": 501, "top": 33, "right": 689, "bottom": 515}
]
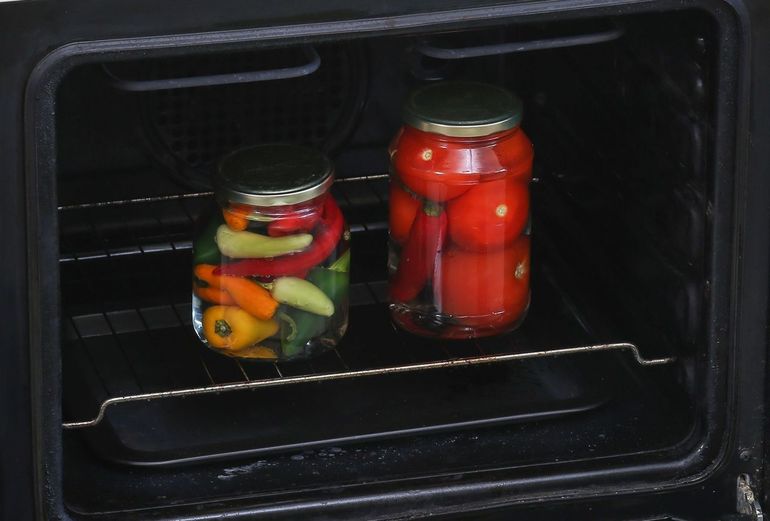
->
[
  {"left": 402, "top": 81, "right": 523, "bottom": 138},
  {"left": 216, "top": 144, "right": 334, "bottom": 207}
]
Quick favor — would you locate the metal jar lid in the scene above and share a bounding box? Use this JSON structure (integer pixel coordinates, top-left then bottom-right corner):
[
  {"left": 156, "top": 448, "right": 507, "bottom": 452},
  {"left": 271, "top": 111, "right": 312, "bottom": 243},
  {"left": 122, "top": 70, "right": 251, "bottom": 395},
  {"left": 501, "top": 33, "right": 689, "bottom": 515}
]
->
[
  {"left": 216, "top": 144, "right": 334, "bottom": 206},
  {"left": 402, "top": 81, "right": 523, "bottom": 138}
]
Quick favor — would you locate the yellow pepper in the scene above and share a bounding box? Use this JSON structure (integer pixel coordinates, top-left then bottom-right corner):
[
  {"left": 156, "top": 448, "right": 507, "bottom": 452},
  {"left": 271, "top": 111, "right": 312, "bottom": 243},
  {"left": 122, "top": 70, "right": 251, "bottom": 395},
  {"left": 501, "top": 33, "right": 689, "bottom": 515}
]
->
[{"left": 202, "top": 305, "right": 279, "bottom": 351}]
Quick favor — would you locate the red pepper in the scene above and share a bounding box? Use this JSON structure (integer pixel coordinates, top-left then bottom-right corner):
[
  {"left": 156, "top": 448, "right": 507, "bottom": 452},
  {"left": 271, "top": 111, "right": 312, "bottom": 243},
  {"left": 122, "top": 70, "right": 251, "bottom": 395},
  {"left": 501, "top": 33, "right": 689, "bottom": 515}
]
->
[
  {"left": 267, "top": 209, "right": 321, "bottom": 237},
  {"left": 216, "top": 197, "right": 344, "bottom": 278},
  {"left": 389, "top": 201, "right": 447, "bottom": 303}
]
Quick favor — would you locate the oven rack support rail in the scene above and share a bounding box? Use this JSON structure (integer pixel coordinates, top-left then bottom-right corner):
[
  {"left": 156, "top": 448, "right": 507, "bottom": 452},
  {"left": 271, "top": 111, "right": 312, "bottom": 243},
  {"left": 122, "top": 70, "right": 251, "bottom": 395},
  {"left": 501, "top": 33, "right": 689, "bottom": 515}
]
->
[{"left": 62, "top": 342, "right": 673, "bottom": 429}]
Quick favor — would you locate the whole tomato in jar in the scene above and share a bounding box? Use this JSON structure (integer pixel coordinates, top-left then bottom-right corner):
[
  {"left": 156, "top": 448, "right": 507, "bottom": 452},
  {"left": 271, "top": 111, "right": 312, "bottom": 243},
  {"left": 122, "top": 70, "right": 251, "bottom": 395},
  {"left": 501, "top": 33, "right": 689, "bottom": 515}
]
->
[
  {"left": 438, "top": 235, "right": 530, "bottom": 328},
  {"left": 388, "top": 181, "right": 421, "bottom": 245},
  {"left": 391, "top": 126, "right": 481, "bottom": 202},
  {"left": 446, "top": 178, "right": 529, "bottom": 252}
]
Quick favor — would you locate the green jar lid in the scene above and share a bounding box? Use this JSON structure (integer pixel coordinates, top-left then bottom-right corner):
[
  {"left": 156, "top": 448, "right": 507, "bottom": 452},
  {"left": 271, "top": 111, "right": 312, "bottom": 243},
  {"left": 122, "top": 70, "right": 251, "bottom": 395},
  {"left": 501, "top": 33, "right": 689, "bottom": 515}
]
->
[
  {"left": 403, "top": 81, "right": 523, "bottom": 138},
  {"left": 216, "top": 144, "right": 334, "bottom": 206}
]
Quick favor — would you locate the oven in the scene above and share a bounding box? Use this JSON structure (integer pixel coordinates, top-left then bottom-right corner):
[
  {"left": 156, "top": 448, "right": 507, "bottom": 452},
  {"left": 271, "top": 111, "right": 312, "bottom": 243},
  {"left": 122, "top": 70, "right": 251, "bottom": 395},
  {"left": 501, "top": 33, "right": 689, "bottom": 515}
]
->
[{"left": 2, "top": 0, "right": 769, "bottom": 519}]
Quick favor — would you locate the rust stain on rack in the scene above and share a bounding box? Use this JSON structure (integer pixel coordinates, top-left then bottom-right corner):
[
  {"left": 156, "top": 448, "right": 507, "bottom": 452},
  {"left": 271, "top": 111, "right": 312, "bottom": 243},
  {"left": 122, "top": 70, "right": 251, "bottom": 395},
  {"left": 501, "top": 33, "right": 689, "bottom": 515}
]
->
[{"left": 62, "top": 342, "right": 674, "bottom": 429}]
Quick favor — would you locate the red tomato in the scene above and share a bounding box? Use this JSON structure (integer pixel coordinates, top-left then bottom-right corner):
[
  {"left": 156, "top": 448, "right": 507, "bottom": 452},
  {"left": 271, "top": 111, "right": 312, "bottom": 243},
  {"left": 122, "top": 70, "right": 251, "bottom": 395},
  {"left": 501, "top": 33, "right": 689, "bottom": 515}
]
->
[
  {"left": 438, "top": 236, "right": 530, "bottom": 326},
  {"left": 398, "top": 170, "right": 476, "bottom": 203},
  {"left": 392, "top": 127, "right": 480, "bottom": 202},
  {"left": 389, "top": 182, "right": 421, "bottom": 244},
  {"left": 447, "top": 179, "right": 529, "bottom": 252},
  {"left": 493, "top": 128, "right": 534, "bottom": 181},
  {"left": 391, "top": 124, "right": 533, "bottom": 204}
]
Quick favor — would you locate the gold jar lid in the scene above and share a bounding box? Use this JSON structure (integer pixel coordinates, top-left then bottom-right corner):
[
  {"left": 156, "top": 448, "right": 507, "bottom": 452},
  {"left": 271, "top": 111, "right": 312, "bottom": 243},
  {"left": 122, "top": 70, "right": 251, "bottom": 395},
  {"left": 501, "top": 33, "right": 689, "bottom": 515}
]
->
[
  {"left": 402, "top": 81, "right": 523, "bottom": 138},
  {"left": 216, "top": 144, "right": 333, "bottom": 207}
]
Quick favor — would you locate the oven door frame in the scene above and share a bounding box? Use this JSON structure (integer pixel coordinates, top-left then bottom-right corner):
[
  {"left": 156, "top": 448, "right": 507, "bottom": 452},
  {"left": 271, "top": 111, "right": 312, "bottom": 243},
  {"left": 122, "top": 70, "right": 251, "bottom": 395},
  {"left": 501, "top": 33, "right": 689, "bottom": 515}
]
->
[{"left": 4, "top": 0, "right": 766, "bottom": 518}]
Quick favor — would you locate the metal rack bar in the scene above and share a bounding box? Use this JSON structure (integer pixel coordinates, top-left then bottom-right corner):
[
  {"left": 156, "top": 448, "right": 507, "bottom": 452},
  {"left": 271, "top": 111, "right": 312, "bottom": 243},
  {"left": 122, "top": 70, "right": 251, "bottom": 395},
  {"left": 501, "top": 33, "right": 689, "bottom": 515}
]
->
[
  {"left": 86, "top": 205, "right": 213, "bottom": 389},
  {"left": 58, "top": 175, "right": 391, "bottom": 263},
  {"left": 57, "top": 174, "right": 390, "bottom": 211},
  {"left": 62, "top": 342, "right": 671, "bottom": 429}
]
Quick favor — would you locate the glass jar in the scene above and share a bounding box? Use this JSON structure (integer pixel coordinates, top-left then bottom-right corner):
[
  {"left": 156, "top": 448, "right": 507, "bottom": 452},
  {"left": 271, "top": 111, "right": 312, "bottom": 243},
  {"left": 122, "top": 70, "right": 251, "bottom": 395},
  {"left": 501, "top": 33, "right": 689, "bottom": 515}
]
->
[
  {"left": 192, "top": 144, "right": 350, "bottom": 361},
  {"left": 388, "top": 81, "right": 533, "bottom": 339}
]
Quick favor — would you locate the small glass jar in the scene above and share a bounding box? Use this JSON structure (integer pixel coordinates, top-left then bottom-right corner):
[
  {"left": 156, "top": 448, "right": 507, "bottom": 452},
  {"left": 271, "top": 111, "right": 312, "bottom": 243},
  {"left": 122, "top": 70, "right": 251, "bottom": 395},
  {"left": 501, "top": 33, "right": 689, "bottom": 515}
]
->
[
  {"left": 388, "top": 81, "right": 533, "bottom": 339},
  {"left": 192, "top": 144, "right": 350, "bottom": 361}
]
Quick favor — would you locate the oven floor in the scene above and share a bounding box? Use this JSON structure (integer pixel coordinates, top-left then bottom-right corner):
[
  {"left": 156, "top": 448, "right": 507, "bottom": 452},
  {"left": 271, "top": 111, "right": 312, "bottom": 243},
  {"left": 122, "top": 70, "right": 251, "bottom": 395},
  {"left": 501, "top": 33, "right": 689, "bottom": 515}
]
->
[{"left": 63, "top": 354, "right": 692, "bottom": 516}]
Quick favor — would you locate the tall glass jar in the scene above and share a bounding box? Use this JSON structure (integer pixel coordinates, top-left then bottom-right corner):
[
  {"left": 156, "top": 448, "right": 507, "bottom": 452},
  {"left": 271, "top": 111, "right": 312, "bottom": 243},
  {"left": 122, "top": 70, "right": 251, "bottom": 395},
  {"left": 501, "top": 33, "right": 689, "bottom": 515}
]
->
[
  {"left": 192, "top": 145, "right": 350, "bottom": 361},
  {"left": 388, "top": 82, "right": 533, "bottom": 339}
]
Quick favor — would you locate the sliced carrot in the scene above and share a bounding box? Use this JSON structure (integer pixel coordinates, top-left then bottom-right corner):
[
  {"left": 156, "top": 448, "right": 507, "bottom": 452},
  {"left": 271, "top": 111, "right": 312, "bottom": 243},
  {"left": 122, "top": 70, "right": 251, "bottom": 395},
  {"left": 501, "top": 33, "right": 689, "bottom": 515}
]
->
[{"left": 218, "top": 277, "right": 279, "bottom": 320}]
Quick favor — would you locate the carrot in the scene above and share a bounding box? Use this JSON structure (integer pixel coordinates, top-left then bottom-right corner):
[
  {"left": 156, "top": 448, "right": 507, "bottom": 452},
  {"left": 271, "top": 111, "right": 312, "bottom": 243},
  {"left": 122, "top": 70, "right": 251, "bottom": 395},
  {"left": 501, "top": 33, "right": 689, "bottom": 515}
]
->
[
  {"left": 223, "top": 208, "right": 249, "bottom": 231},
  {"left": 194, "top": 264, "right": 222, "bottom": 287},
  {"left": 195, "top": 263, "right": 278, "bottom": 319},
  {"left": 218, "top": 276, "right": 279, "bottom": 320},
  {"left": 194, "top": 284, "right": 235, "bottom": 305}
]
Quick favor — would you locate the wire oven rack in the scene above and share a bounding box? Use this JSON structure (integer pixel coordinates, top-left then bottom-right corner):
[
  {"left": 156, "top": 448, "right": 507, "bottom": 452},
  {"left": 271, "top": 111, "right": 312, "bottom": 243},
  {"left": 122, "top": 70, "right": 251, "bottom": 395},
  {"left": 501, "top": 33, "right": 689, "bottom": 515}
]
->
[{"left": 59, "top": 174, "right": 674, "bottom": 429}]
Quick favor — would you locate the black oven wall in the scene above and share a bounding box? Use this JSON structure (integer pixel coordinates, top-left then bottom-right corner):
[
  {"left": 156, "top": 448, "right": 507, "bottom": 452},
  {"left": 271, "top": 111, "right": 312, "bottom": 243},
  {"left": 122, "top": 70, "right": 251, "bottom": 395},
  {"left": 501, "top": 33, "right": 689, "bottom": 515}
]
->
[{"left": 3, "top": 0, "right": 769, "bottom": 520}]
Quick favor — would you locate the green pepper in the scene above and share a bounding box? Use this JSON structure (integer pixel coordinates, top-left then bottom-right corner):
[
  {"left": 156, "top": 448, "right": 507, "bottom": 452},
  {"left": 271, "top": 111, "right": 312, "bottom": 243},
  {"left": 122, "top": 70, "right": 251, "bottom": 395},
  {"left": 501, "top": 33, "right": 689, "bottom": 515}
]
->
[
  {"left": 329, "top": 249, "right": 350, "bottom": 273},
  {"left": 281, "top": 264, "right": 349, "bottom": 358},
  {"left": 193, "top": 213, "right": 224, "bottom": 265}
]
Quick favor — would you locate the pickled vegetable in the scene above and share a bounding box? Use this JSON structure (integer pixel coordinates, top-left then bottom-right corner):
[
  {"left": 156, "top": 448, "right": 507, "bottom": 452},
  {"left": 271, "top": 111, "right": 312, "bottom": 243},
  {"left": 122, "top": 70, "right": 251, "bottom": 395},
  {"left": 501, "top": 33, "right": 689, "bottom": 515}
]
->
[
  {"left": 389, "top": 181, "right": 421, "bottom": 245},
  {"left": 202, "top": 306, "right": 279, "bottom": 351},
  {"left": 194, "top": 203, "right": 348, "bottom": 361},
  {"left": 389, "top": 201, "right": 446, "bottom": 303},
  {"left": 446, "top": 178, "right": 529, "bottom": 252},
  {"left": 216, "top": 197, "right": 344, "bottom": 278},
  {"left": 267, "top": 277, "right": 334, "bottom": 317},
  {"left": 193, "top": 284, "right": 235, "bottom": 305},
  {"left": 281, "top": 267, "right": 349, "bottom": 358},
  {"left": 218, "top": 277, "right": 279, "bottom": 321},
  {"left": 215, "top": 226, "right": 313, "bottom": 259}
]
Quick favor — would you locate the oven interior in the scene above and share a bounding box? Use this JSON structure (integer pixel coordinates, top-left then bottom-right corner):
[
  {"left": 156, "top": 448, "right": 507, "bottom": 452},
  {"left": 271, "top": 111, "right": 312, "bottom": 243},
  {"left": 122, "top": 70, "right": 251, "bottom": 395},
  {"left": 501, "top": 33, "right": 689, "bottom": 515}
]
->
[{"left": 52, "top": 10, "right": 722, "bottom": 516}]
